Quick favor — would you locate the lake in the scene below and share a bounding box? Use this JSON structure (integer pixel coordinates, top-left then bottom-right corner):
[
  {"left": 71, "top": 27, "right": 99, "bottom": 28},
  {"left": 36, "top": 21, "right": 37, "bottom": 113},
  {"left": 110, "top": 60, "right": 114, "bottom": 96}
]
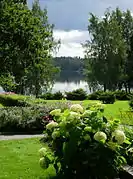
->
[
  {"left": 52, "top": 71, "right": 89, "bottom": 93},
  {"left": 0, "top": 71, "right": 90, "bottom": 93},
  {"left": 52, "top": 80, "right": 89, "bottom": 93}
]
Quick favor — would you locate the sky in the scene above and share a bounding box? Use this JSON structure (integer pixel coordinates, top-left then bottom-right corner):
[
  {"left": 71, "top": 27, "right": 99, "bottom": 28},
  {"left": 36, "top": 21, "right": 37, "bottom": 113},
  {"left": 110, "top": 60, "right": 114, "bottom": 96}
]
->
[{"left": 27, "top": 0, "right": 133, "bottom": 57}]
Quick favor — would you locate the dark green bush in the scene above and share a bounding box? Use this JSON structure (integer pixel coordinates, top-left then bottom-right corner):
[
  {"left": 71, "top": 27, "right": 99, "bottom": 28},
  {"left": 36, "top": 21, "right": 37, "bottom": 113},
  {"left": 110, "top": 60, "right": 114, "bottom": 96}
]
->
[
  {"left": 40, "top": 92, "right": 64, "bottom": 100},
  {"left": 0, "top": 94, "right": 30, "bottom": 107},
  {"left": 114, "top": 91, "right": 131, "bottom": 100},
  {"left": 98, "top": 92, "right": 115, "bottom": 104},
  {"left": 53, "top": 91, "right": 64, "bottom": 100},
  {"left": 88, "top": 91, "right": 104, "bottom": 100},
  {"left": 41, "top": 93, "right": 54, "bottom": 100},
  {"left": 65, "top": 88, "right": 87, "bottom": 100},
  {"left": 88, "top": 90, "right": 132, "bottom": 101}
]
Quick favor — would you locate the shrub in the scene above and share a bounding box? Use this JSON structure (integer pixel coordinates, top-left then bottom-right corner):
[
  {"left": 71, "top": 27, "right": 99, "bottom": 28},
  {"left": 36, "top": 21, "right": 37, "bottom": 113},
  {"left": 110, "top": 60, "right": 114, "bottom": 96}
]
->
[
  {"left": 114, "top": 91, "right": 131, "bottom": 100},
  {"left": 65, "top": 88, "right": 87, "bottom": 100},
  {"left": 98, "top": 92, "right": 115, "bottom": 104},
  {"left": 88, "top": 91, "right": 104, "bottom": 100},
  {"left": 0, "top": 107, "right": 44, "bottom": 133},
  {"left": 41, "top": 93, "right": 54, "bottom": 100},
  {"left": 0, "top": 101, "right": 73, "bottom": 133},
  {"left": 0, "top": 94, "right": 30, "bottom": 107},
  {"left": 39, "top": 103, "right": 131, "bottom": 179},
  {"left": 53, "top": 91, "right": 64, "bottom": 100}
]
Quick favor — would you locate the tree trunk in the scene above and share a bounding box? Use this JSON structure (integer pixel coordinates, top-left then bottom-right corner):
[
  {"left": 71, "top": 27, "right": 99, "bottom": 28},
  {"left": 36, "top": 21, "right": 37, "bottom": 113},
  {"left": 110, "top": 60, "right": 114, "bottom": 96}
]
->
[
  {"left": 124, "top": 83, "right": 128, "bottom": 93},
  {"left": 103, "top": 84, "right": 106, "bottom": 92}
]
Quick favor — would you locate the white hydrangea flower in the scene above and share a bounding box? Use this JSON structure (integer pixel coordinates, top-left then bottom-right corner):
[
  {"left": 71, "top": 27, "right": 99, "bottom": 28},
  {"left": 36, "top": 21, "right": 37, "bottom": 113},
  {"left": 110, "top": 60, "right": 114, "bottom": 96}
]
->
[
  {"left": 46, "top": 121, "right": 58, "bottom": 130},
  {"left": 112, "top": 130, "right": 126, "bottom": 144},
  {"left": 94, "top": 131, "right": 107, "bottom": 142},
  {"left": 50, "top": 109, "right": 61, "bottom": 116},
  {"left": 39, "top": 147, "right": 47, "bottom": 157},
  {"left": 69, "top": 111, "right": 81, "bottom": 120},
  {"left": 70, "top": 104, "right": 83, "bottom": 113}
]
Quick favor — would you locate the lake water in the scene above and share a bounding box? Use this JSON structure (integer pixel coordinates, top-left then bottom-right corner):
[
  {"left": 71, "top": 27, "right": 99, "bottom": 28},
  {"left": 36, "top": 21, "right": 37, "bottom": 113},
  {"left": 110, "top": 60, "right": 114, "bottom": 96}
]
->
[
  {"left": 52, "top": 80, "right": 89, "bottom": 93},
  {"left": 0, "top": 71, "right": 90, "bottom": 93},
  {"left": 52, "top": 71, "right": 90, "bottom": 93}
]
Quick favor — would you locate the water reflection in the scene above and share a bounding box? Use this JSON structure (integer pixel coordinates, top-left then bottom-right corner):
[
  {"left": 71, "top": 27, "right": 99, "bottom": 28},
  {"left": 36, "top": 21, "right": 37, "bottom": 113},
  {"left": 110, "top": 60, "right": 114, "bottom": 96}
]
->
[{"left": 52, "top": 71, "right": 89, "bottom": 93}]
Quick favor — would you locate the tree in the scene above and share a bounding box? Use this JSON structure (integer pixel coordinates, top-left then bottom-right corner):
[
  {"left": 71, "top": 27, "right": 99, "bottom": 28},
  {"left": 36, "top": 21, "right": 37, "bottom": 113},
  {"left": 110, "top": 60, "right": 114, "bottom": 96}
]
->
[
  {"left": 84, "top": 9, "right": 127, "bottom": 92},
  {"left": 109, "top": 8, "right": 133, "bottom": 92},
  {"left": 0, "top": 0, "right": 59, "bottom": 96}
]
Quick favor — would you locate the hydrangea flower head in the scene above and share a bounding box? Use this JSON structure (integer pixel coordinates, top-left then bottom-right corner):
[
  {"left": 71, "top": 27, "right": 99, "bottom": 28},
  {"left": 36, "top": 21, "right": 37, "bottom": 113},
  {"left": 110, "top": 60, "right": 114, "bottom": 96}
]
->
[
  {"left": 69, "top": 111, "right": 81, "bottom": 120},
  {"left": 70, "top": 104, "right": 83, "bottom": 113},
  {"left": 46, "top": 121, "right": 58, "bottom": 130},
  {"left": 39, "top": 147, "right": 47, "bottom": 157},
  {"left": 112, "top": 130, "right": 126, "bottom": 144},
  {"left": 50, "top": 109, "right": 61, "bottom": 116},
  {"left": 94, "top": 131, "right": 107, "bottom": 142}
]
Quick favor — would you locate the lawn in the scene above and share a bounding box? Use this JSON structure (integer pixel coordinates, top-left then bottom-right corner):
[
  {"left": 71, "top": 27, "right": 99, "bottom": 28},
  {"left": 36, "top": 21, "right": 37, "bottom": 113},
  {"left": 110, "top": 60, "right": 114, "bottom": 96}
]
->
[{"left": 0, "top": 138, "right": 55, "bottom": 179}]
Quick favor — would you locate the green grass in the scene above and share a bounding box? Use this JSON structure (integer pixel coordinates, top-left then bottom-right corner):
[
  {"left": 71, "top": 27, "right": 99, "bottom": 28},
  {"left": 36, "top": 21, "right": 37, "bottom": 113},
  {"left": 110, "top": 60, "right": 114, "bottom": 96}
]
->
[
  {"left": 0, "top": 138, "right": 55, "bottom": 179},
  {"left": 0, "top": 103, "right": 3, "bottom": 107}
]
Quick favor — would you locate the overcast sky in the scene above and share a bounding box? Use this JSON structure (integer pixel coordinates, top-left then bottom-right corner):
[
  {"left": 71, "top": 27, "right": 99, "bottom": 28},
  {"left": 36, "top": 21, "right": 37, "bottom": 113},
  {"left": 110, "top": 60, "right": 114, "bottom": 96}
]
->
[{"left": 27, "top": 0, "right": 133, "bottom": 57}]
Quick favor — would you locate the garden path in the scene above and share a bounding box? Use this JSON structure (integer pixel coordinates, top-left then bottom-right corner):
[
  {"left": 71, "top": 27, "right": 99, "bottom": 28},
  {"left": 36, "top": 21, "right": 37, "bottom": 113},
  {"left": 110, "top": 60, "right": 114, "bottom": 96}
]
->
[{"left": 0, "top": 134, "right": 43, "bottom": 140}]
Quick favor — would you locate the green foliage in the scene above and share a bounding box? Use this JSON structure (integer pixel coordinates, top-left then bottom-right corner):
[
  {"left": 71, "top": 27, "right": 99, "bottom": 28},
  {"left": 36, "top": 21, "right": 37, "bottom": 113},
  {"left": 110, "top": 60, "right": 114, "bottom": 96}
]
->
[
  {"left": 84, "top": 8, "right": 133, "bottom": 92},
  {"left": 88, "top": 91, "right": 103, "bottom": 100},
  {"left": 88, "top": 90, "right": 131, "bottom": 102},
  {"left": 0, "top": 107, "right": 44, "bottom": 133},
  {"left": 53, "top": 92, "right": 64, "bottom": 100},
  {"left": 98, "top": 92, "right": 115, "bottom": 104},
  {"left": 65, "top": 88, "right": 87, "bottom": 101},
  {"left": 40, "top": 91, "right": 64, "bottom": 100},
  {"left": 40, "top": 103, "right": 130, "bottom": 179},
  {"left": 0, "top": 74, "right": 16, "bottom": 92},
  {"left": 115, "top": 91, "right": 132, "bottom": 100},
  {"left": 129, "top": 98, "right": 133, "bottom": 110},
  {"left": 40, "top": 93, "right": 54, "bottom": 100},
  {"left": 54, "top": 56, "right": 84, "bottom": 72},
  {"left": 0, "top": 0, "right": 58, "bottom": 96},
  {"left": 0, "top": 100, "right": 73, "bottom": 133},
  {"left": 0, "top": 94, "right": 30, "bottom": 107}
]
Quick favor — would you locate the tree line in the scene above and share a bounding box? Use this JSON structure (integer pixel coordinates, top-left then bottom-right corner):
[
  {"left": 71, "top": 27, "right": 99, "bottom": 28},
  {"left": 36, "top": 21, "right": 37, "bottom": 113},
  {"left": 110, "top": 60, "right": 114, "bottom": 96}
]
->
[{"left": 54, "top": 57, "right": 84, "bottom": 72}]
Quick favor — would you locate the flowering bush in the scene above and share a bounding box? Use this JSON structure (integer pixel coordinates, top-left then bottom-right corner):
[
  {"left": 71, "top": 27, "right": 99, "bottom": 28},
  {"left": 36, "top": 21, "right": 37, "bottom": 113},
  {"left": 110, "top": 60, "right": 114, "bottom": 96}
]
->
[{"left": 39, "top": 103, "right": 131, "bottom": 179}]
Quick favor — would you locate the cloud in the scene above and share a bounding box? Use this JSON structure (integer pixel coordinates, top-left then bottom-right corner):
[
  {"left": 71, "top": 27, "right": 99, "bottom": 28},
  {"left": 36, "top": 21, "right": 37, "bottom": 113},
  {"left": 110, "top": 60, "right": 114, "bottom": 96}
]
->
[
  {"left": 53, "top": 29, "right": 89, "bottom": 57},
  {"left": 28, "top": 0, "right": 133, "bottom": 30}
]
